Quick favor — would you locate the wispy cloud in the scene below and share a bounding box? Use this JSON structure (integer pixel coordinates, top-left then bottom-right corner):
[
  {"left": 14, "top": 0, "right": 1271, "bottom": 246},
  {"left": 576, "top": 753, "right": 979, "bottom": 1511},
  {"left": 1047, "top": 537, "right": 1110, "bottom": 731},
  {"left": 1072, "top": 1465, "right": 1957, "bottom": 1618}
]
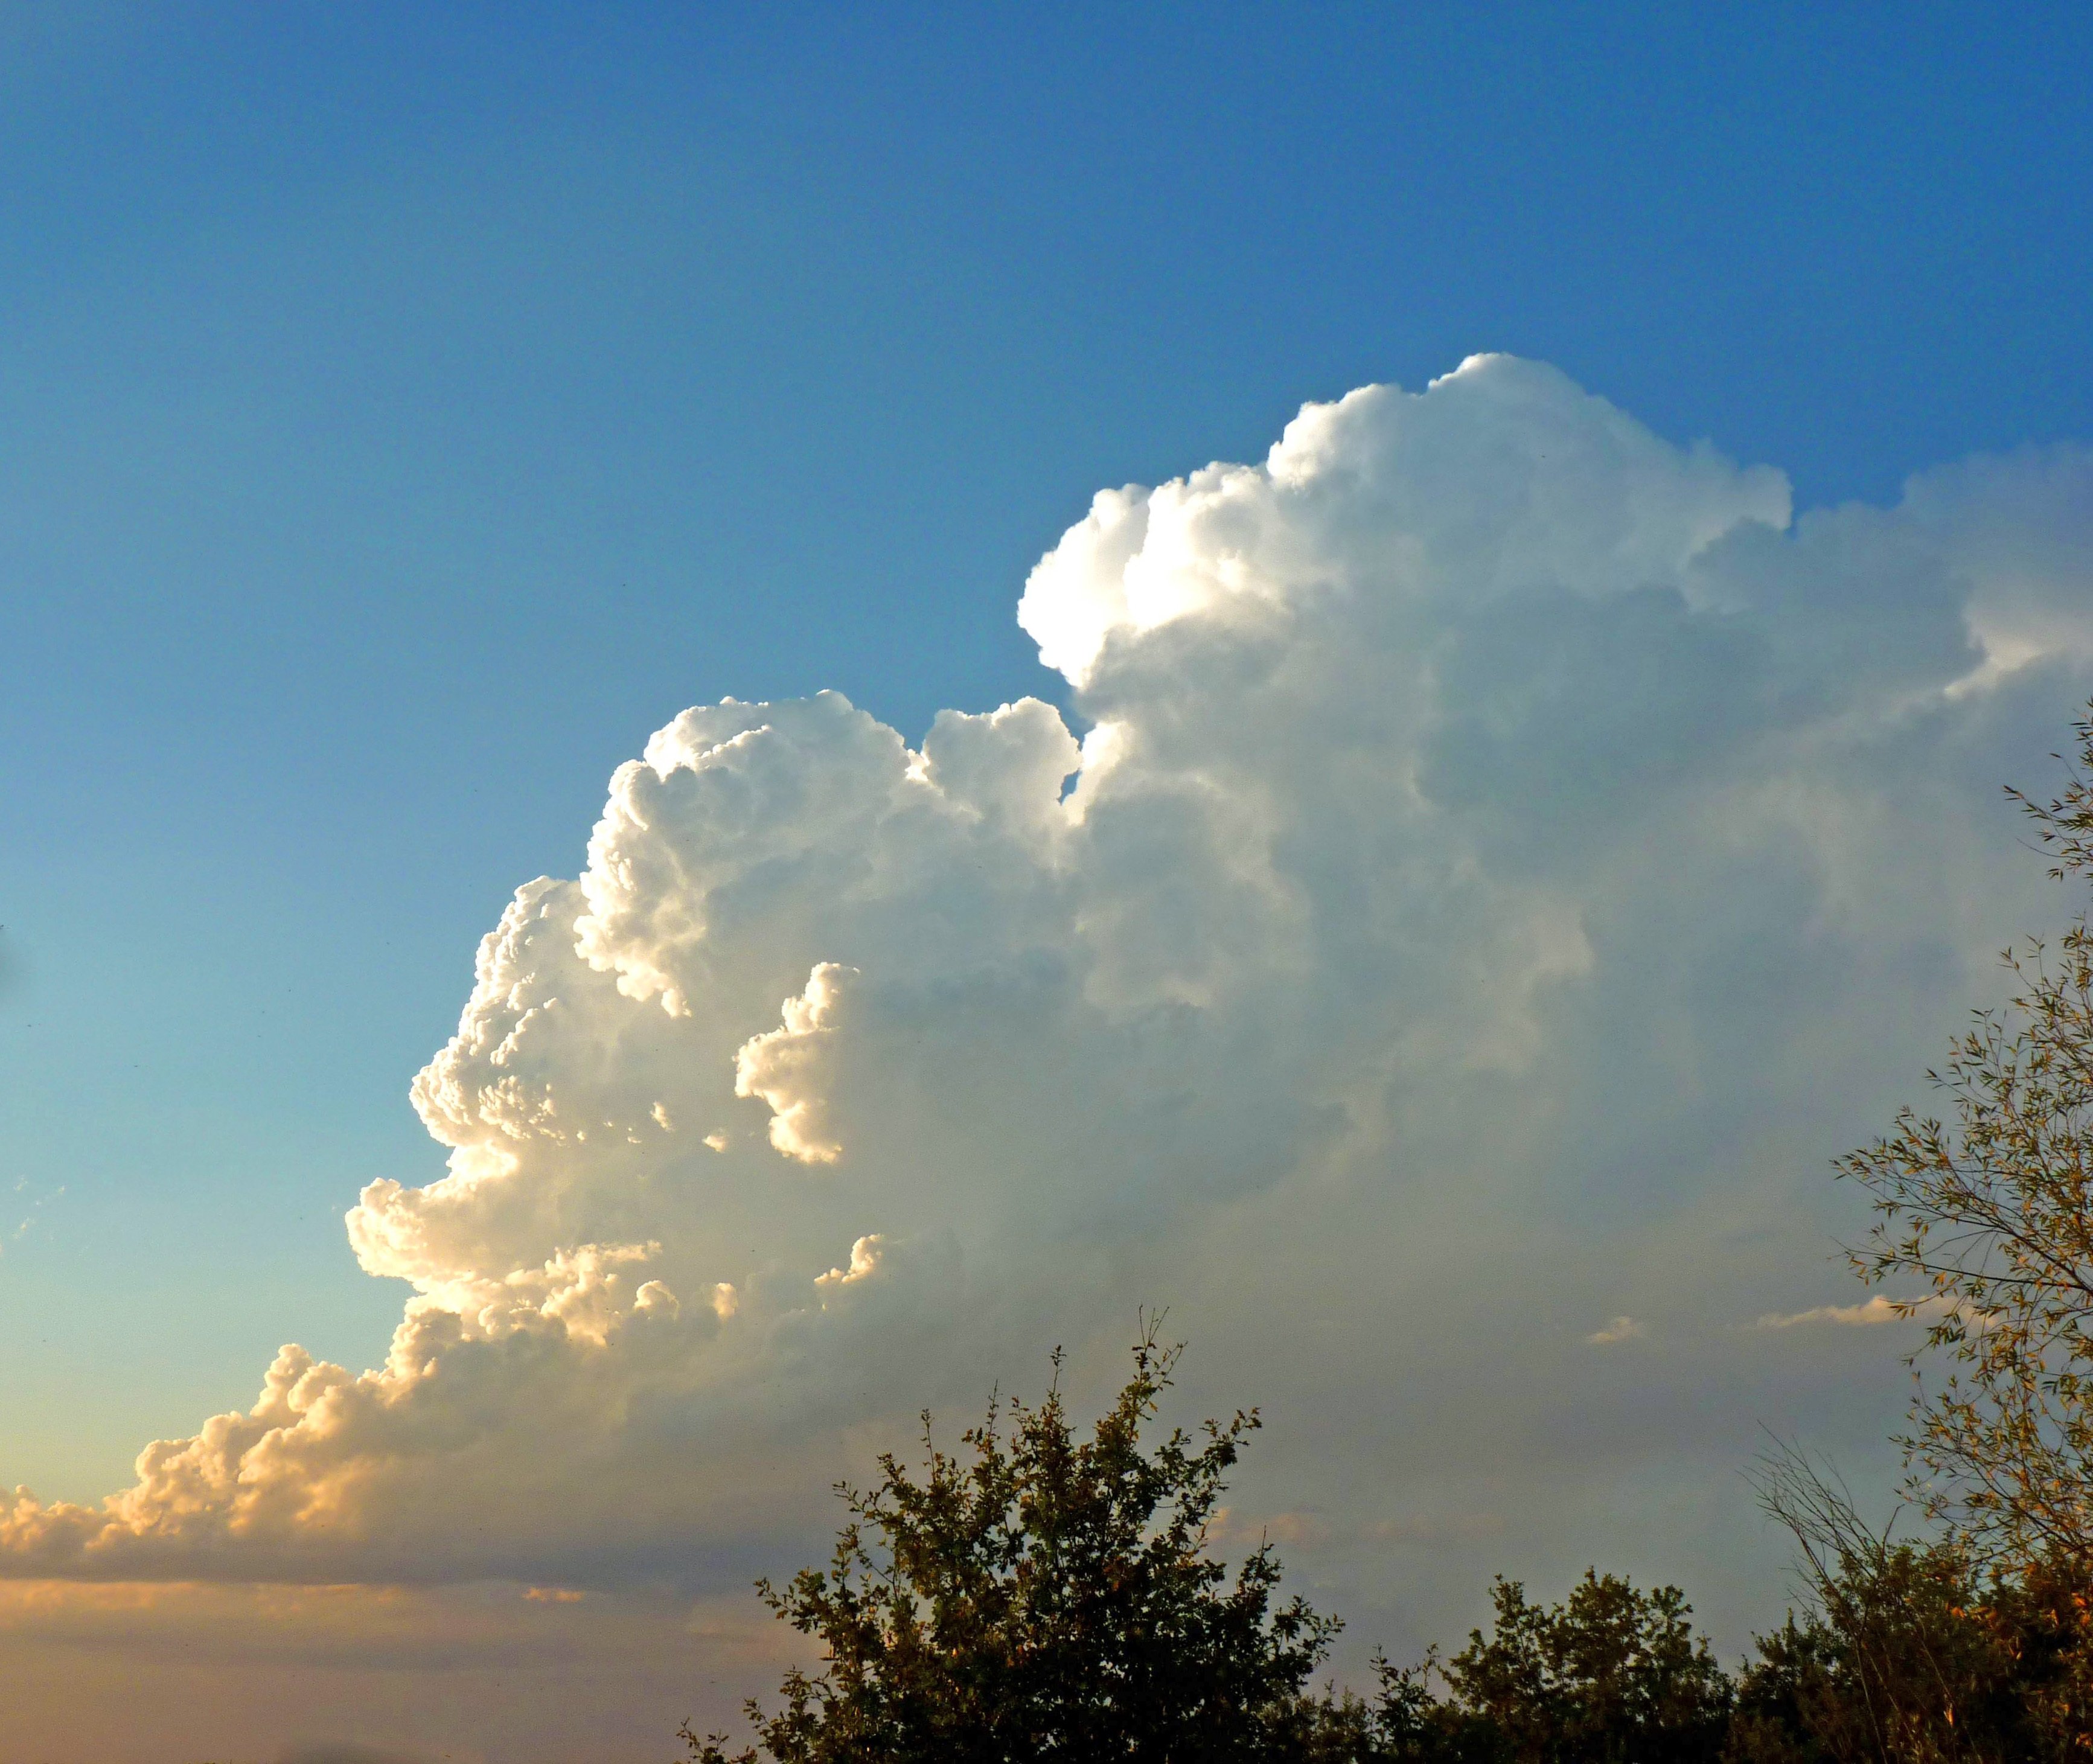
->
[{"left": 1756, "top": 1295, "right": 1960, "bottom": 1330}]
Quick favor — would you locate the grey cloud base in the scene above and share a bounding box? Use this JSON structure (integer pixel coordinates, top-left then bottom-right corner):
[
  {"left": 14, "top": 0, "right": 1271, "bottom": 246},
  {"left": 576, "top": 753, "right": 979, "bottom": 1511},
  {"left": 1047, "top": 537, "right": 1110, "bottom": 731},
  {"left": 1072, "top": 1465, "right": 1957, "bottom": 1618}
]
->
[{"left": 6, "top": 356, "right": 2092, "bottom": 1606}]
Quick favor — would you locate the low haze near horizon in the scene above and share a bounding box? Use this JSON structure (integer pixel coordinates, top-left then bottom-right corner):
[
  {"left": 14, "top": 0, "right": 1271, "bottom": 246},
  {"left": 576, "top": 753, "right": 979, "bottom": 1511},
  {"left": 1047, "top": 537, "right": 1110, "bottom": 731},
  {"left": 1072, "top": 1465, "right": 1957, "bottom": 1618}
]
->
[{"left": 2, "top": 6, "right": 2091, "bottom": 1760}]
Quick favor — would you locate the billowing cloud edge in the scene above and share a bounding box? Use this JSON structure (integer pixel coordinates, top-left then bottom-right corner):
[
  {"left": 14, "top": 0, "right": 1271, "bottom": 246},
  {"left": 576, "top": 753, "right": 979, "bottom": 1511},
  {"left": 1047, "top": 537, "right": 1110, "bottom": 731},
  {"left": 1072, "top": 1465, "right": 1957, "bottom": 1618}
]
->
[{"left": 5, "top": 353, "right": 2092, "bottom": 1588}]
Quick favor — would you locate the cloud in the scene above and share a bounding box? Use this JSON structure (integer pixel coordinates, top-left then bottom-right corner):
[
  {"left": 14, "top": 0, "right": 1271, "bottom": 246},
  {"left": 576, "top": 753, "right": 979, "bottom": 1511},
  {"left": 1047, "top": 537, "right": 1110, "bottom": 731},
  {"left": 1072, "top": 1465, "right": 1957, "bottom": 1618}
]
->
[
  {"left": 735, "top": 963, "right": 861, "bottom": 1164},
  {"left": 5, "top": 354, "right": 2092, "bottom": 1605},
  {"left": 1757, "top": 1294, "right": 1960, "bottom": 1329},
  {"left": 816, "top": 1234, "right": 884, "bottom": 1293},
  {"left": 1588, "top": 1316, "right": 1647, "bottom": 1345}
]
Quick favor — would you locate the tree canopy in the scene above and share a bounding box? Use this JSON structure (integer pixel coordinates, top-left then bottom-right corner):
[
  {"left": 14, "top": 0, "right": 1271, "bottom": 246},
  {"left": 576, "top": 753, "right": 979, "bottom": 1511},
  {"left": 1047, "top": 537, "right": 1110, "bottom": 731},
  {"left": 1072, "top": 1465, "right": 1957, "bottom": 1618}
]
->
[{"left": 683, "top": 1328, "right": 1339, "bottom": 1763}]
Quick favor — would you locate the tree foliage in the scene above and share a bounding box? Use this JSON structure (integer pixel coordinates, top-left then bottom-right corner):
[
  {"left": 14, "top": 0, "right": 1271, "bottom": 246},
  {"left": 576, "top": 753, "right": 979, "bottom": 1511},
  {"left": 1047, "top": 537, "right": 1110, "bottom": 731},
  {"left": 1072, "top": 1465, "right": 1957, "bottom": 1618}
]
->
[
  {"left": 1366, "top": 1571, "right": 1734, "bottom": 1764},
  {"left": 1729, "top": 1450, "right": 2093, "bottom": 1761},
  {"left": 682, "top": 1327, "right": 1340, "bottom": 1763},
  {"left": 1840, "top": 708, "right": 2093, "bottom": 1566},
  {"left": 682, "top": 1332, "right": 1750, "bottom": 1763},
  {"left": 680, "top": 1375, "right": 2093, "bottom": 1760}
]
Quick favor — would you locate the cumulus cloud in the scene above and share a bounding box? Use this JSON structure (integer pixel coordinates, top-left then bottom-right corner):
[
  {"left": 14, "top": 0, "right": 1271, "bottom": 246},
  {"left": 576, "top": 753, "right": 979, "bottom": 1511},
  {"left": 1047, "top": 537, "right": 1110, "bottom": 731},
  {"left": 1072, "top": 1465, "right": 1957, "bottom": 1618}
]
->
[
  {"left": 7, "top": 354, "right": 2093, "bottom": 1601},
  {"left": 735, "top": 963, "right": 861, "bottom": 1164},
  {"left": 815, "top": 1234, "right": 885, "bottom": 1293}
]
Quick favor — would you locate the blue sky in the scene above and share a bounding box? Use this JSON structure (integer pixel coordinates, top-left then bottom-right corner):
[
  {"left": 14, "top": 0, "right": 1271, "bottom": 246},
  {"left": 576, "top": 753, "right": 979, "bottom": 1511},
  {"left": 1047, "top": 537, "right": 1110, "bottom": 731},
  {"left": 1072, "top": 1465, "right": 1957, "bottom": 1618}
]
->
[{"left": 1, "top": 7, "right": 2091, "bottom": 1754}]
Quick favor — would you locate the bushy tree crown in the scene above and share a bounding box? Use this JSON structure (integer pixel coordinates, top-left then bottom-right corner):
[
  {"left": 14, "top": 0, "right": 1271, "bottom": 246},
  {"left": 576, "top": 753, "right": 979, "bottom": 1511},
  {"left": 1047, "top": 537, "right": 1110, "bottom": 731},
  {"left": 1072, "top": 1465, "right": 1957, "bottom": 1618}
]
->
[{"left": 684, "top": 1329, "right": 1337, "bottom": 1763}]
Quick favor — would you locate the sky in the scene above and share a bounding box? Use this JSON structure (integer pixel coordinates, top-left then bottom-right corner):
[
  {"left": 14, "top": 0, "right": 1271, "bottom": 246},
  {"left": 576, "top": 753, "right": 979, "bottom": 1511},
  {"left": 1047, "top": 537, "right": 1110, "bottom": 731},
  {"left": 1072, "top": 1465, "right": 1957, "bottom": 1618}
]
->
[{"left": 1, "top": 4, "right": 2091, "bottom": 1760}]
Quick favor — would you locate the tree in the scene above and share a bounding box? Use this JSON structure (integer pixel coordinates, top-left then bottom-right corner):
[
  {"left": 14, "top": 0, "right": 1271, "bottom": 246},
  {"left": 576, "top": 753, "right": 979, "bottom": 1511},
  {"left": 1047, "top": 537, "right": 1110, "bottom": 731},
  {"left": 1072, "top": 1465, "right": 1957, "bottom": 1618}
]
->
[
  {"left": 1730, "top": 1449, "right": 2093, "bottom": 1762},
  {"left": 682, "top": 1326, "right": 1341, "bottom": 1763},
  {"left": 1444, "top": 1572, "right": 1734, "bottom": 1763},
  {"left": 1841, "top": 706, "right": 2093, "bottom": 1568},
  {"left": 1371, "top": 1571, "right": 1734, "bottom": 1764}
]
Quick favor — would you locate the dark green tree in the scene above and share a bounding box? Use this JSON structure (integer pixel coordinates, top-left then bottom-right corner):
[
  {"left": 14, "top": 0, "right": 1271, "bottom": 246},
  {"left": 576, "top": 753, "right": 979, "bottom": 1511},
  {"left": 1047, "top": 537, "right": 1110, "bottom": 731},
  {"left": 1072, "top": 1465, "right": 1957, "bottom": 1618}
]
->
[
  {"left": 682, "top": 1328, "right": 1341, "bottom": 1763},
  {"left": 1370, "top": 1571, "right": 1734, "bottom": 1764}
]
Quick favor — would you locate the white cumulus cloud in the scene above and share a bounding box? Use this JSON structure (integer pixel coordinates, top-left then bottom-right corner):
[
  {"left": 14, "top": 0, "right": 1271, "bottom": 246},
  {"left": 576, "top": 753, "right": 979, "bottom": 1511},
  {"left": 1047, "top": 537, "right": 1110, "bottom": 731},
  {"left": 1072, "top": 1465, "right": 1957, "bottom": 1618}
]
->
[
  {"left": 735, "top": 964, "right": 861, "bottom": 1165},
  {"left": 6, "top": 354, "right": 2092, "bottom": 1602}
]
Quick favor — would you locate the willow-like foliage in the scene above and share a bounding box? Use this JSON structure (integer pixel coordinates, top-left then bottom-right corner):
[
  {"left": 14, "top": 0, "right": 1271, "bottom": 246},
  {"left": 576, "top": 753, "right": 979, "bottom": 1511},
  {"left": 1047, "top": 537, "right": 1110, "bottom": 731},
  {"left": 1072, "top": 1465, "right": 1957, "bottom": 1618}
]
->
[
  {"left": 1736, "top": 1445, "right": 2093, "bottom": 1761},
  {"left": 1841, "top": 709, "right": 2093, "bottom": 1566}
]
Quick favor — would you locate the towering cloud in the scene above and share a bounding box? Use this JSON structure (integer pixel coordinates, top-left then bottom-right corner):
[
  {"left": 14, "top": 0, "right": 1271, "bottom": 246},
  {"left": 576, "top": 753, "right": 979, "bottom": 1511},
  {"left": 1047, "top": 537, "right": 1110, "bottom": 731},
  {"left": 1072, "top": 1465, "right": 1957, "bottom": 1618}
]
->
[{"left": 7, "top": 356, "right": 2092, "bottom": 1603}]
